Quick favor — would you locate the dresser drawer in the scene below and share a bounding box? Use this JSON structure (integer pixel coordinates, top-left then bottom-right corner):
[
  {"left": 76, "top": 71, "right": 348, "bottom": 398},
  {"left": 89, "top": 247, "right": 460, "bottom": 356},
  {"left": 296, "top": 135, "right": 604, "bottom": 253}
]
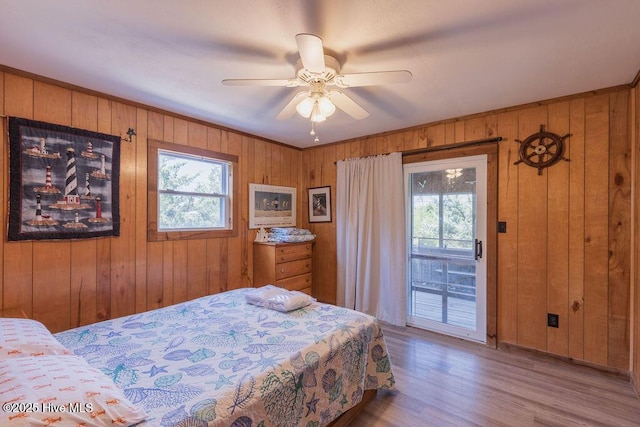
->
[
  {"left": 276, "top": 244, "right": 313, "bottom": 262},
  {"left": 277, "top": 273, "right": 312, "bottom": 292},
  {"left": 254, "top": 241, "right": 314, "bottom": 297},
  {"left": 275, "top": 258, "right": 312, "bottom": 280}
]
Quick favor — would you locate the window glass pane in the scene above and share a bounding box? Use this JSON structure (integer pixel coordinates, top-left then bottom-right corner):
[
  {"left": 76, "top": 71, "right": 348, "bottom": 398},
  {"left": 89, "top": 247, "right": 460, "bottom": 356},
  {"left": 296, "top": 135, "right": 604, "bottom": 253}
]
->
[
  {"left": 411, "top": 194, "right": 439, "bottom": 249},
  {"left": 443, "top": 193, "right": 473, "bottom": 250},
  {"left": 158, "top": 151, "right": 225, "bottom": 194},
  {"left": 159, "top": 194, "right": 223, "bottom": 230}
]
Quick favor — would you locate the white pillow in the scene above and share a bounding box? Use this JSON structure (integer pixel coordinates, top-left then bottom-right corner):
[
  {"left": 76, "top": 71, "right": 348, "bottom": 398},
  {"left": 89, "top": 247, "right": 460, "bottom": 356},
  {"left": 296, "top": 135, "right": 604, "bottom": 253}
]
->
[
  {"left": 0, "top": 318, "right": 72, "bottom": 359},
  {"left": 245, "top": 285, "right": 316, "bottom": 312},
  {"left": 0, "top": 355, "right": 147, "bottom": 426}
]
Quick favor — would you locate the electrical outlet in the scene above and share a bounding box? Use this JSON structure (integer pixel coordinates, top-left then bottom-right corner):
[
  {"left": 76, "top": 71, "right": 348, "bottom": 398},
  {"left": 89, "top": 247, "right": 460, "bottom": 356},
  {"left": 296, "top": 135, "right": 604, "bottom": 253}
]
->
[
  {"left": 547, "top": 313, "right": 559, "bottom": 328},
  {"left": 498, "top": 221, "right": 507, "bottom": 233}
]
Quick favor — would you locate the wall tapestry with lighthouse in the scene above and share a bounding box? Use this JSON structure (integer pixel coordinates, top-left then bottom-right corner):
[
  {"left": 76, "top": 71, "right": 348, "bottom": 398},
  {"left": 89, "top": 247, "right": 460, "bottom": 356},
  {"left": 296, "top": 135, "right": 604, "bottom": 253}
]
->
[{"left": 8, "top": 117, "right": 120, "bottom": 241}]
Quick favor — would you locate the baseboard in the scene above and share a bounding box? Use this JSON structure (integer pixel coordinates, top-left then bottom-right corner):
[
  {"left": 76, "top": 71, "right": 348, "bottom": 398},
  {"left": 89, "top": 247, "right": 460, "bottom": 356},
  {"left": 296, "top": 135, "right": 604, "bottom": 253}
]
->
[{"left": 498, "top": 341, "right": 631, "bottom": 380}]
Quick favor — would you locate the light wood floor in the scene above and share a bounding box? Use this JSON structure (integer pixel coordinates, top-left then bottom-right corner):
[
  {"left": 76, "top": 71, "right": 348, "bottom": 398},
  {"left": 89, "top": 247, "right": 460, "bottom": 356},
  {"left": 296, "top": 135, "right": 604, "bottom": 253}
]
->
[{"left": 350, "top": 324, "right": 640, "bottom": 426}]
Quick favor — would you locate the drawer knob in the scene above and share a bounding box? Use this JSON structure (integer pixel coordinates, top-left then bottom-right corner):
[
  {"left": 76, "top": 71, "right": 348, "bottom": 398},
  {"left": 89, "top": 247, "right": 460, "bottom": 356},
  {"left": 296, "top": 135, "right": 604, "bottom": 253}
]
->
[{"left": 280, "top": 268, "right": 285, "bottom": 273}]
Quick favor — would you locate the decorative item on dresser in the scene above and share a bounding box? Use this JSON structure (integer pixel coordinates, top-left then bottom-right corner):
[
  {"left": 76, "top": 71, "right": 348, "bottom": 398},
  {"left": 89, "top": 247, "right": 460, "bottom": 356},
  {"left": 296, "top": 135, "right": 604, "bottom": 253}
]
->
[{"left": 253, "top": 241, "right": 313, "bottom": 295}]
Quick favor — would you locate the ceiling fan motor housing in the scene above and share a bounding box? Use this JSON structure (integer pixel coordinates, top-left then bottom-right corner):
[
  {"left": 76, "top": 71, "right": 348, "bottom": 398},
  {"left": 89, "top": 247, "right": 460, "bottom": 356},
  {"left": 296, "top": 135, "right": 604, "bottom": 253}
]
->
[{"left": 296, "top": 55, "right": 340, "bottom": 84}]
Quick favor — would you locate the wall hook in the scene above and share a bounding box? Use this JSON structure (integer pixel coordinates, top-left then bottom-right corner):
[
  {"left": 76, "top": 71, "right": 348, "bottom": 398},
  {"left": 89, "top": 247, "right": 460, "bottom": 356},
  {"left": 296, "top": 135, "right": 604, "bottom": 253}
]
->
[{"left": 123, "top": 127, "right": 136, "bottom": 142}]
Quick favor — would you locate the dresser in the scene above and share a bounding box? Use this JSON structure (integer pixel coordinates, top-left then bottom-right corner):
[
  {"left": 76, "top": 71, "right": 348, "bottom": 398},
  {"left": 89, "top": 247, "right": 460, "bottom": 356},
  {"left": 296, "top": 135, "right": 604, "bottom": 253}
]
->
[{"left": 253, "top": 241, "right": 313, "bottom": 295}]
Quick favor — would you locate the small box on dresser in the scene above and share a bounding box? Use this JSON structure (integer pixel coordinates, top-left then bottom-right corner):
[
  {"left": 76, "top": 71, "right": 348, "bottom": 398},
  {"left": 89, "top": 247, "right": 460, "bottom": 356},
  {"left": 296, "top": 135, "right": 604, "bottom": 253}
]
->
[{"left": 253, "top": 241, "right": 313, "bottom": 295}]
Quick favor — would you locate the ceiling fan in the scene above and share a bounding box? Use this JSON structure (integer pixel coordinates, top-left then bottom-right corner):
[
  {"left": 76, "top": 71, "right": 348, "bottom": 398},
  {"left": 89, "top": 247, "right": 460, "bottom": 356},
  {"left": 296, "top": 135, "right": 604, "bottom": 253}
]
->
[{"left": 222, "top": 33, "right": 412, "bottom": 141}]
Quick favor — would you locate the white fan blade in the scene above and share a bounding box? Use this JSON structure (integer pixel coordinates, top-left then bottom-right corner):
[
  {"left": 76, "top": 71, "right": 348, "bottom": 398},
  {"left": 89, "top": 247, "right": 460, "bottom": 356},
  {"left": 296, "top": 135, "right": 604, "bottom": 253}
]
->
[
  {"left": 276, "top": 91, "right": 309, "bottom": 120},
  {"left": 295, "top": 33, "right": 325, "bottom": 73},
  {"left": 335, "top": 70, "right": 412, "bottom": 87},
  {"left": 222, "top": 78, "right": 300, "bottom": 87},
  {"left": 329, "top": 91, "right": 369, "bottom": 120}
]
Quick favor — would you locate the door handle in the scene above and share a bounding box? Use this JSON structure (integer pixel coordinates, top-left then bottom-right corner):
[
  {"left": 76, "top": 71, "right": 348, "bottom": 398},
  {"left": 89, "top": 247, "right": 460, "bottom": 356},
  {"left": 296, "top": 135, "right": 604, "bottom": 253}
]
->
[{"left": 474, "top": 239, "right": 483, "bottom": 260}]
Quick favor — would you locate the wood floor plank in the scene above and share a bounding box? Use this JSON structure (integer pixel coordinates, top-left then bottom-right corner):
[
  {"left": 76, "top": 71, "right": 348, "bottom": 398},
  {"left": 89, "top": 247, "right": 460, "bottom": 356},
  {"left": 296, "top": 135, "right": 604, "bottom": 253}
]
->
[{"left": 350, "top": 324, "right": 640, "bottom": 427}]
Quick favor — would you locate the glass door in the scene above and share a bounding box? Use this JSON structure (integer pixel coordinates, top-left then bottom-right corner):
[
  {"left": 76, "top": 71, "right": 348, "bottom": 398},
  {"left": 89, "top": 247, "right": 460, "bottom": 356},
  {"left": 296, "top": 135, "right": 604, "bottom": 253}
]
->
[{"left": 404, "top": 155, "right": 487, "bottom": 342}]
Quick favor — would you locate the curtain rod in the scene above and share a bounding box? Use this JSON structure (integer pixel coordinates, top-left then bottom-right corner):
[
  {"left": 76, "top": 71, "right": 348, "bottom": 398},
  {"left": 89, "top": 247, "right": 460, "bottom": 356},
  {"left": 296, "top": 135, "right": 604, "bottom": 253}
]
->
[
  {"left": 401, "top": 136, "right": 503, "bottom": 156},
  {"left": 334, "top": 136, "right": 503, "bottom": 164}
]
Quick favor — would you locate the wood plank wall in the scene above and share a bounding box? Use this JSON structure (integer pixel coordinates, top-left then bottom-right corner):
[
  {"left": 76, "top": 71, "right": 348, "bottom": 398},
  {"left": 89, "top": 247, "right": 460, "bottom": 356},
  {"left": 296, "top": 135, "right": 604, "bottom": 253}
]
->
[
  {"left": 632, "top": 84, "right": 639, "bottom": 393},
  {"left": 0, "top": 70, "right": 302, "bottom": 332},
  {"left": 0, "top": 68, "right": 635, "bottom": 374},
  {"left": 301, "top": 88, "right": 633, "bottom": 371}
]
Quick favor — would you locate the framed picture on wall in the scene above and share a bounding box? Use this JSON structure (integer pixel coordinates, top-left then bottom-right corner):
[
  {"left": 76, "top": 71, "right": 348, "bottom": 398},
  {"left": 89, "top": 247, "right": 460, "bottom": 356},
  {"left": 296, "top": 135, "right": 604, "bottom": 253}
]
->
[
  {"left": 308, "top": 186, "right": 331, "bottom": 223},
  {"left": 249, "top": 183, "right": 296, "bottom": 229}
]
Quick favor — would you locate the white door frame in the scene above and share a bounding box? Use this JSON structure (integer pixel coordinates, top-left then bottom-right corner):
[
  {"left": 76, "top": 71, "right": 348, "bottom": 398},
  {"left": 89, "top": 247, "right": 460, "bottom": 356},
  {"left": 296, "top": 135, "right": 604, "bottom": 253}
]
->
[{"left": 404, "top": 154, "right": 487, "bottom": 343}]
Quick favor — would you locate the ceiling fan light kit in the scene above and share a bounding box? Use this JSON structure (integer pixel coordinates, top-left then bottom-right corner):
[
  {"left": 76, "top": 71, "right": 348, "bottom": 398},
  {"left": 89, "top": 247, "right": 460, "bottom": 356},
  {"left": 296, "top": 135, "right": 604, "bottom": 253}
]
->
[
  {"left": 309, "top": 103, "right": 326, "bottom": 122},
  {"left": 295, "top": 82, "right": 336, "bottom": 122},
  {"left": 223, "top": 33, "right": 412, "bottom": 143},
  {"left": 316, "top": 97, "right": 336, "bottom": 118}
]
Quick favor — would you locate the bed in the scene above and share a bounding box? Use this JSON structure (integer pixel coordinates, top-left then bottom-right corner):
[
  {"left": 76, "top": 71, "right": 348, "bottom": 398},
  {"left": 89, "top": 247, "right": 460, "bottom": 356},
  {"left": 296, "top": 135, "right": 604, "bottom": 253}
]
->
[{"left": 1, "top": 288, "right": 394, "bottom": 426}]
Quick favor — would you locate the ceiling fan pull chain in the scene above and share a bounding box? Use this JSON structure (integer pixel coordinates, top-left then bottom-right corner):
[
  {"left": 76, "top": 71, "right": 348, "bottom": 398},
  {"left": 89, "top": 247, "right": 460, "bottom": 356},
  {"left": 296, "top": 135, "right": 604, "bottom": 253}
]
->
[{"left": 310, "top": 121, "right": 320, "bottom": 143}]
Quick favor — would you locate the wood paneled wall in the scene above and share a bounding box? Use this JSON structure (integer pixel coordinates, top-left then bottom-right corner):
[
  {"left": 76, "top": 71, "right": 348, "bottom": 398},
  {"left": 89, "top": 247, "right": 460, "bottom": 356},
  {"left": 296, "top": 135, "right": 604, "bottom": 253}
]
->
[
  {"left": 632, "top": 84, "right": 639, "bottom": 393},
  {"left": 0, "top": 70, "right": 302, "bottom": 332},
  {"left": 302, "top": 88, "right": 632, "bottom": 371},
  {"left": 0, "top": 68, "right": 635, "bottom": 373}
]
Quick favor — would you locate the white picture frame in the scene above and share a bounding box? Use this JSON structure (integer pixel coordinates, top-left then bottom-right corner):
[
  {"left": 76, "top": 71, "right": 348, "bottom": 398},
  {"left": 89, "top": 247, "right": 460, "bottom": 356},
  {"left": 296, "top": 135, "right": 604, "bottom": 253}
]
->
[{"left": 249, "top": 183, "right": 296, "bottom": 229}]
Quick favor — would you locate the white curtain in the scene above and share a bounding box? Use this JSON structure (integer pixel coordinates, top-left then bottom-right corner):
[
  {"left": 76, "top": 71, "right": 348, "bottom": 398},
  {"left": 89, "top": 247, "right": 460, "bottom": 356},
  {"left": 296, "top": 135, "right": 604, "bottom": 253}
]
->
[{"left": 336, "top": 152, "right": 406, "bottom": 326}]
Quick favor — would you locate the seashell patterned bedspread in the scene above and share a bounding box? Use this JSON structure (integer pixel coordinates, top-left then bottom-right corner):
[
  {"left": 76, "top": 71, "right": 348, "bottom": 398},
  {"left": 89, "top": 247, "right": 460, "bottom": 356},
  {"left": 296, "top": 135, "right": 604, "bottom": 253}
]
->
[{"left": 55, "top": 288, "right": 395, "bottom": 426}]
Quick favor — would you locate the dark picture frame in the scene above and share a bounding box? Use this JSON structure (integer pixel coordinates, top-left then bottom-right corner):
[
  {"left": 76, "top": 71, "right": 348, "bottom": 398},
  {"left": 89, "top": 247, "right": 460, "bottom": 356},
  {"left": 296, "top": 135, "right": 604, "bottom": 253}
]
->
[
  {"left": 308, "top": 186, "right": 331, "bottom": 223},
  {"left": 8, "top": 117, "right": 121, "bottom": 241}
]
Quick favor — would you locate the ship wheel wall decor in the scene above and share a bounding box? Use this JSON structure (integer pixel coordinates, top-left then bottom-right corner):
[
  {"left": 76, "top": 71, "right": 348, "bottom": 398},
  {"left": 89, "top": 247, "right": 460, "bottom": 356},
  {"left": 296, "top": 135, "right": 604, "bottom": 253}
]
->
[{"left": 514, "top": 125, "right": 570, "bottom": 175}]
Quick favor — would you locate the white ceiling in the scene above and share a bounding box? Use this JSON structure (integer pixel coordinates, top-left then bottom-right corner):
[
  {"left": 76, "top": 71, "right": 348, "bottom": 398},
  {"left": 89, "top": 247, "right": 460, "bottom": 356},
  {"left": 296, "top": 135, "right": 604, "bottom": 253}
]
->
[{"left": 2, "top": 0, "right": 640, "bottom": 148}]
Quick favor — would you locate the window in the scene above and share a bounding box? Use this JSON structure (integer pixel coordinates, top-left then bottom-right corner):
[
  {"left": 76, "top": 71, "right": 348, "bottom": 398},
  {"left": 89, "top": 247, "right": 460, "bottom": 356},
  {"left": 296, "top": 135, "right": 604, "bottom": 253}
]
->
[{"left": 148, "top": 139, "right": 238, "bottom": 241}]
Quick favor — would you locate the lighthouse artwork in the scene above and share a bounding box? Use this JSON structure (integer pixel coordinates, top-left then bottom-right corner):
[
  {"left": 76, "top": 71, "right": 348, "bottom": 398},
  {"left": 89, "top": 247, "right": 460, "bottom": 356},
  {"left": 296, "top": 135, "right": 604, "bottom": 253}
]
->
[
  {"left": 49, "top": 147, "right": 91, "bottom": 211},
  {"left": 8, "top": 117, "right": 121, "bottom": 241}
]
